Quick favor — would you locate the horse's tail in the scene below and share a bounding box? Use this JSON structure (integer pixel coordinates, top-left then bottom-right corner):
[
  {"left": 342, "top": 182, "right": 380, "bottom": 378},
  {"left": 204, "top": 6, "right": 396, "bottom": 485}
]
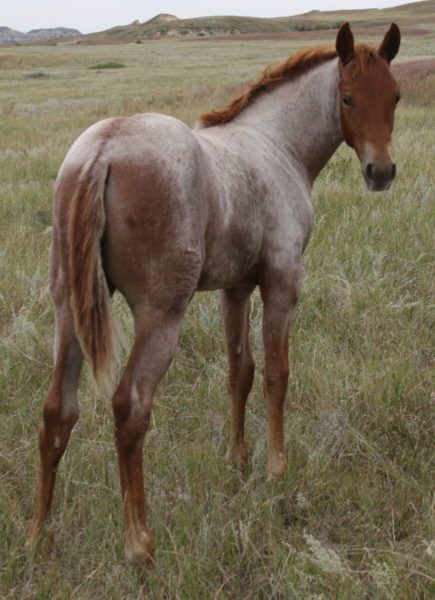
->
[{"left": 67, "top": 156, "right": 120, "bottom": 390}]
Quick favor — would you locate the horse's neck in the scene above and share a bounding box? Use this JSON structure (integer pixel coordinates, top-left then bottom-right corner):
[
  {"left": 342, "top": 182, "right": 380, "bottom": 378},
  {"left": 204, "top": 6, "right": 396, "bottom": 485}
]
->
[{"left": 237, "top": 59, "right": 343, "bottom": 186}]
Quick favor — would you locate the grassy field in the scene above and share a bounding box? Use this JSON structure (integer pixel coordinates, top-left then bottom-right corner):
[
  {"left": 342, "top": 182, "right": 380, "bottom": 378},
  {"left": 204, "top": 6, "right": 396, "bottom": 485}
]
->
[{"left": 0, "top": 32, "right": 434, "bottom": 599}]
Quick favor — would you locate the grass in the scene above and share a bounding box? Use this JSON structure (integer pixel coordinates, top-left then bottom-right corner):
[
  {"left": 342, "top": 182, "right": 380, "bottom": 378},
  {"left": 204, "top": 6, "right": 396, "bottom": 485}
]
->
[
  {"left": 0, "top": 36, "right": 434, "bottom": 599},
  {"left": 88, "top": 62, "right": 125, "bottom": 69}
]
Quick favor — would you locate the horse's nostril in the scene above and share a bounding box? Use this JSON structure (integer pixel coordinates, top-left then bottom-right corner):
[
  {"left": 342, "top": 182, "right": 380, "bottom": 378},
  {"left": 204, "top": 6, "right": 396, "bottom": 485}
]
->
[
  {"left": 365, "top": 163, "right": 374, "bottom": 180},
  {"left": 391, "top": 163, "right": 396, "bottom": 179}
]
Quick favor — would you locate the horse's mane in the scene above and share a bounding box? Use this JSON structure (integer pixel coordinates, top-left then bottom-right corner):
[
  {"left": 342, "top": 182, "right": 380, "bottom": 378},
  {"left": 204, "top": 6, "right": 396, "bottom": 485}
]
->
[{"left": 200, "top": 44, "right": 378, "bottom": 128}]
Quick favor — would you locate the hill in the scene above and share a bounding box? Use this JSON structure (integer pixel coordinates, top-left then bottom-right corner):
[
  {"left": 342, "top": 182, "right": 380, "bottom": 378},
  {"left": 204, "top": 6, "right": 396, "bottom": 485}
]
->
[
  {"left": 2, "top": 1, "right": 434, "bottom": 45},
  {"left": 73, "top": 0, "right": 435, "bottom": 44},
  {"left": 145, "top": 14, "right": 179, "bottom": 25},
  {"left": 0, "top": 26, "right": 80, "bottom": 45}
]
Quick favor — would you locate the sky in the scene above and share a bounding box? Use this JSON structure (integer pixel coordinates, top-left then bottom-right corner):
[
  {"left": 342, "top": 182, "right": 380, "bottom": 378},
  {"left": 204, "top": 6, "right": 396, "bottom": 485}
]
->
[{"left": 2, "top": 0, "right": 419, "bottom": 34}]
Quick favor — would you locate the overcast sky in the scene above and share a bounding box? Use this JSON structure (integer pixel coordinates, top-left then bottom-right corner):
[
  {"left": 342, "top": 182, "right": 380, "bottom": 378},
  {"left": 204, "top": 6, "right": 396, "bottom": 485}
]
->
[{"left": 2, "top": 1, "right": 418, "bottom": 33}]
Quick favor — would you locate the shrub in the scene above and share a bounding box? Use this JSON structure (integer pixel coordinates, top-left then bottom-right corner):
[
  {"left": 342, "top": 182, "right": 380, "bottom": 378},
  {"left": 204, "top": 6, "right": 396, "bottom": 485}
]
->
[
  {"left": 24, "top": 71, "right": 50, "bottom": 79},
  {"left": 88, "top": 62, "right": 125, "bottom": 70}
]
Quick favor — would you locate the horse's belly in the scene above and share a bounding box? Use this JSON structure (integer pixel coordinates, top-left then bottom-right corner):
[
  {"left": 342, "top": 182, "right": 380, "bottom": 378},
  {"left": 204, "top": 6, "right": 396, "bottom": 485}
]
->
[
  {"left": 197, "top": 239, "right": 260, "bottom": 290},
  {"left": 197, "top": 205, "right": 263, "bottom": 290},
  {"left": 197, "top": 263, "right": 259, "bottom": 291}
]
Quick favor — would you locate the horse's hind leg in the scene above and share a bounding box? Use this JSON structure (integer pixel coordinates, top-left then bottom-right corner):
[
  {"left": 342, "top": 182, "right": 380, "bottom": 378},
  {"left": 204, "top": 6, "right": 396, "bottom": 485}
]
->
[
  {"left": 221, "top": 287, "right": 255, "bottom": 468},
  {"left": 28, "top": 301, "right": 83, "bottom": 546},
  {"left": 111, "top": 304, "right": 186, "bottom": 564}
]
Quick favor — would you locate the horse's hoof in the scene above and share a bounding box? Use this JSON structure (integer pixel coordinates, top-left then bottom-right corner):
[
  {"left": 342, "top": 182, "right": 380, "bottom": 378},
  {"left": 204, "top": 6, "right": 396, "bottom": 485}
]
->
[
  {"left": 267, "top": 453, "right": 288, "bottom": 480},
  {"left": 125, "top": 529, "right": 155, "bottom": 566},
  {"left": 25, "top": 522, "right": 44, "bottom": 553},
  {"left": 225, "top": 442, "right": 249, "bottom": 470},
  {"left": 26, "top": 527, "right": 55, "bottom": 558},
  {"left": 25, "top": 537, "right": 36, "bottom": 553}
]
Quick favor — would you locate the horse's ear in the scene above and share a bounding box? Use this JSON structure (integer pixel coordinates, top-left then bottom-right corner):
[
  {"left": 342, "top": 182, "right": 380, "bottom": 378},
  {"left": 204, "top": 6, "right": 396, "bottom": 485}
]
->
[
  {"left": 378, "top": 23, "right": 401, "bottom": 63},
  {"left": 336, "top": 22, "right": 355, "bottom": 65}
]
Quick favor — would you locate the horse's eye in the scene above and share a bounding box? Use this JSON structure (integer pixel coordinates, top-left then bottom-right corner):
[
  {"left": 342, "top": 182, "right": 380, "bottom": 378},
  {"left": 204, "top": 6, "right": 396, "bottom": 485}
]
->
[
  {"left": 342, "top": 95, "right": 352, "bottom": 107},
  {"left": 395, "top": 91, "right": 401, "bottom": 104}
]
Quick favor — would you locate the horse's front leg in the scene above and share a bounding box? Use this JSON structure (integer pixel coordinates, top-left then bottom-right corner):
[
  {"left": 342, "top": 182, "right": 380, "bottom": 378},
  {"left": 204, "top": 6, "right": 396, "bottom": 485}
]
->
[
  {"left": 221, "top": 287, "right": 255, "bottom": 468},
  {"left": 260, "top": 261, "right": 303, "bottom": 479}
]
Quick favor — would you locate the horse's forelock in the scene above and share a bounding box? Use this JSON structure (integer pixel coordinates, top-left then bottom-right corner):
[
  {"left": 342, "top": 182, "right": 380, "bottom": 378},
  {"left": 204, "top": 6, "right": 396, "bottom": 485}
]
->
[{"left": 350, "top": 44, "right": 378, "bottom": 76}]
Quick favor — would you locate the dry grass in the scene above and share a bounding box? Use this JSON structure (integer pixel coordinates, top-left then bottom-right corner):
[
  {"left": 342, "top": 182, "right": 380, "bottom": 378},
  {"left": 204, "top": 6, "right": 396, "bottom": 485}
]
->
[
  {"left": 393, "top": 57, "right": 435, "bottom": 106},
  {"left": 0, "top": 37, "right": 434, "bottom": 599}
]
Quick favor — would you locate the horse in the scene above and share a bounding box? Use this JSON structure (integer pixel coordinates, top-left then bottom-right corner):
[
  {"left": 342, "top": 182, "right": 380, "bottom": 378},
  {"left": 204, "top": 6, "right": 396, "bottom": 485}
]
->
[{"left": 28, "top": 23, "right": 401, "bottom": 563}]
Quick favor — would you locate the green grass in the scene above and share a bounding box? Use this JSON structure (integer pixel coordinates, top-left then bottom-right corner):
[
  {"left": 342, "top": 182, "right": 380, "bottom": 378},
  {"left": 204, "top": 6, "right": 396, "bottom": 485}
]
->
[
  {"left": 88, "top": 61, "right": 125, "bottom": 69},
  {"left": 0, "top": 37, "right": 434, "bottom": 599}
]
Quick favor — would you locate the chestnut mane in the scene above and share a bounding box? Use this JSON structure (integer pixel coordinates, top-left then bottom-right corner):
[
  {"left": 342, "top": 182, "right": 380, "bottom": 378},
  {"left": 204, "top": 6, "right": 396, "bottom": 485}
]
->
[{"left": 200, "top": 43, "right": 378, "bottom": 127}]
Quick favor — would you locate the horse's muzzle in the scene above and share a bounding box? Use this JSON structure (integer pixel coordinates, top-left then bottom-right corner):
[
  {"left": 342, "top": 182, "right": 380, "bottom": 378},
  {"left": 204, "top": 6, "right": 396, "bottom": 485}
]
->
[{"left": 363, "top": 161, "right": 396, "bottom": 191}]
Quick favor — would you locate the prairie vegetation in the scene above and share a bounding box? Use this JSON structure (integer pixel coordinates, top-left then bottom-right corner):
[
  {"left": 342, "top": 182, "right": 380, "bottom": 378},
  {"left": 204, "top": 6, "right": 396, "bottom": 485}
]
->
[
  {"left": 88, "top": 62, "right": 125, "bottom": 70},
  {"left": 0, "top": 33, "right": 434, "bottom": 598},
  {"left": 67, "top": 0, "right": 435, "bottom": 43}
]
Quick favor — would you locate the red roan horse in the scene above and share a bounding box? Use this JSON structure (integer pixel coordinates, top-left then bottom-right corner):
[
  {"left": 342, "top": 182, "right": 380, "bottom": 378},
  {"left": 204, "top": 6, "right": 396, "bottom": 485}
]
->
[{"left": 28, "top": 23, "right": 401, "bottom": 563}]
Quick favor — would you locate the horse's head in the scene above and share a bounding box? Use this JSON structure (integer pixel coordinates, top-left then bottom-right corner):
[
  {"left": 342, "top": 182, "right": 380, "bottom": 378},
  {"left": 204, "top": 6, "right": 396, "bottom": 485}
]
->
[{"left": 336, "top": 23, "right": 401, "bottom": 191}]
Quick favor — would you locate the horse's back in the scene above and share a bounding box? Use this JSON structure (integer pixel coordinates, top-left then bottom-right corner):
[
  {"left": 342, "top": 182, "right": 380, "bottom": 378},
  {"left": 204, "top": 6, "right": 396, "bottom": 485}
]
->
[{"left": 58, "top": 112, "right": 200, "bottom": 180}]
